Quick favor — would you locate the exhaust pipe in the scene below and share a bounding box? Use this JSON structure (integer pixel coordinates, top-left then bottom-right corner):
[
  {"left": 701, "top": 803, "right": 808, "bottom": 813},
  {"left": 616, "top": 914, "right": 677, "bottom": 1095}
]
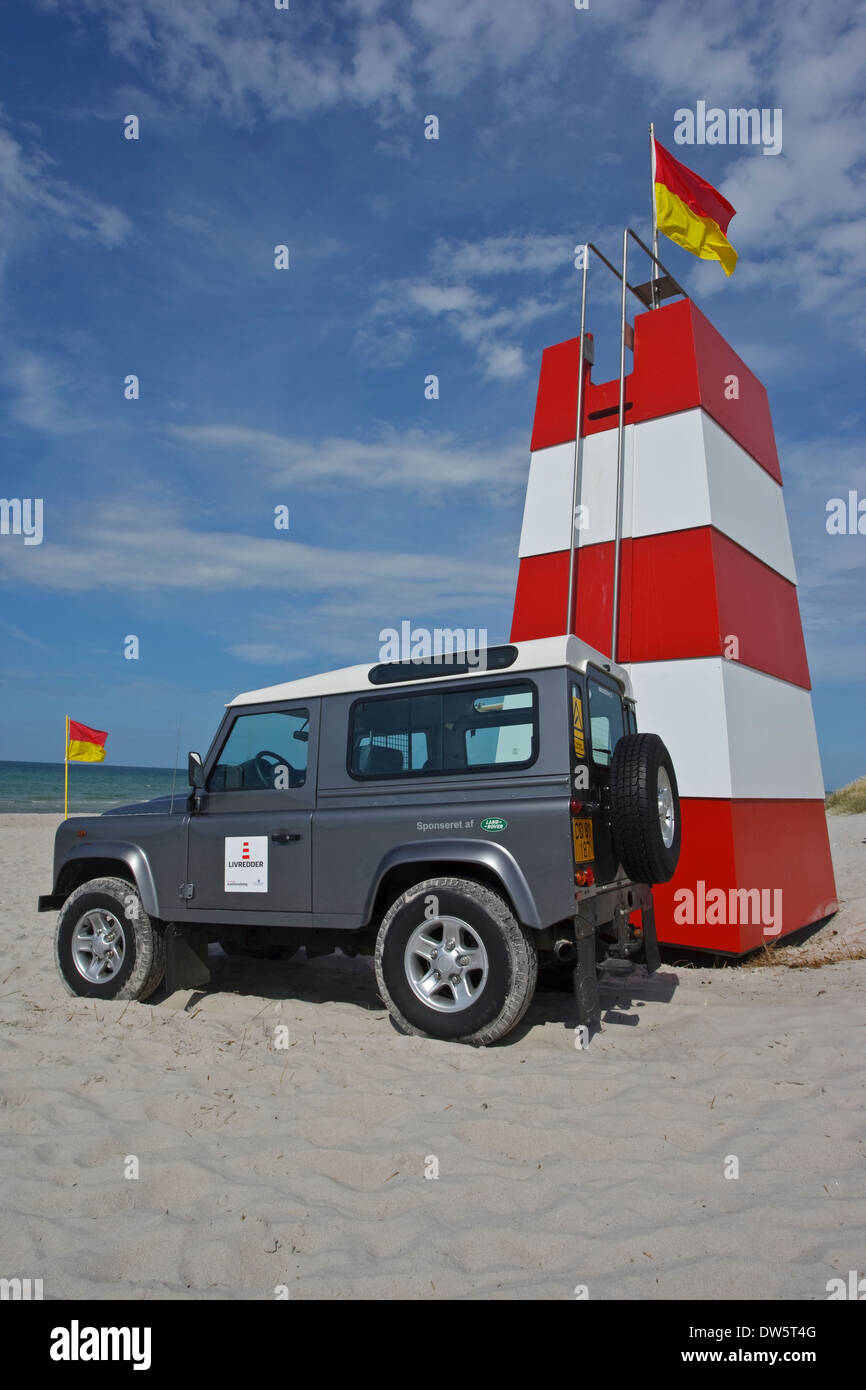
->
[{"left": 553, "top": 935, "right": 577, "bottom": 964}]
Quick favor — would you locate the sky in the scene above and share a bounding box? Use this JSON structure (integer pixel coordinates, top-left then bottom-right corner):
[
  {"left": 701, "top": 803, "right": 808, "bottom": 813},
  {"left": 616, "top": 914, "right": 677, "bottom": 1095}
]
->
[{"left": 0, "top": 0, "right": 864, "bottom": 788}]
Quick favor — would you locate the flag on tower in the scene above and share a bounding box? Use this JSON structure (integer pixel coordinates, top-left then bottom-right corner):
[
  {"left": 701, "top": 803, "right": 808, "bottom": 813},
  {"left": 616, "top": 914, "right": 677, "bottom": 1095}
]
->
[{"left": 653, "top": 137, "right": 738, "bottom": 276}]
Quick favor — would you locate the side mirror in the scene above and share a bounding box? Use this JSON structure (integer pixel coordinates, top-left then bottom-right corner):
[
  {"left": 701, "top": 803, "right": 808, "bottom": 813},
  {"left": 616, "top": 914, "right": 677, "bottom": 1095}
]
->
[{"left": 188, "top": 751, "right": 205, "bottom": 789}]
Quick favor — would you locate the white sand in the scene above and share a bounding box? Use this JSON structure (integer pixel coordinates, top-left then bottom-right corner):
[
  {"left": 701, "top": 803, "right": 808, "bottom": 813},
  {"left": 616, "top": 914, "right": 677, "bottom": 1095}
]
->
[{"left": 0, "top": 811, "right": 863, "bottom": 1300}]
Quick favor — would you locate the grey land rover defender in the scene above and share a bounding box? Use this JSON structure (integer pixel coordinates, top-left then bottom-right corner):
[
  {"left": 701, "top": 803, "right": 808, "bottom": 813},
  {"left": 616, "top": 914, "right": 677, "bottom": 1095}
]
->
[{"left": 40, "top": 636, "right": 681, "bottom": 1046}]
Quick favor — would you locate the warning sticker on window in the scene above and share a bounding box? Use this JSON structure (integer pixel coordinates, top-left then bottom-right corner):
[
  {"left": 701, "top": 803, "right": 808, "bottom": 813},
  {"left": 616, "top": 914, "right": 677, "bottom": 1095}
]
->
[
  {"left": 572, "top": 692, "right": 585, "bottom": 759},
  {"left": 224, "top": 836, "right": 268, "bottom": 893}
]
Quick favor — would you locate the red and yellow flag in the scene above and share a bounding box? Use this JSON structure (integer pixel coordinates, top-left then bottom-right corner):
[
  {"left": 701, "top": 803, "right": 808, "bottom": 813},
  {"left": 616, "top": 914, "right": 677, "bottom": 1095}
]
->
[
  {"left": 67, "top": 719, "right": 108, "bottom": 763},
  {"left": 654, "top": 138, "right": 738, "bottom": 277}
]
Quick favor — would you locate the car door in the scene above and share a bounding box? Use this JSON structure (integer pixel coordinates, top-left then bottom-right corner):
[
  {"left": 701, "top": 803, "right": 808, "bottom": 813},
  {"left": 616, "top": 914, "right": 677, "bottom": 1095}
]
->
[
  {"left": 585, "top": 667, "right": 627, "bottom": 885},
  {"left": 184, "top": 700, "right": 317, "bottom": 923}
]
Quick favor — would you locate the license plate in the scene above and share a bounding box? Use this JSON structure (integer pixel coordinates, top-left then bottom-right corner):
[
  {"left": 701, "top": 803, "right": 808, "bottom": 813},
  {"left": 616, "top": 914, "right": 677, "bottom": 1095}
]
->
[{"left": 572, "top": 817, "right": 594, "bottom": 863}]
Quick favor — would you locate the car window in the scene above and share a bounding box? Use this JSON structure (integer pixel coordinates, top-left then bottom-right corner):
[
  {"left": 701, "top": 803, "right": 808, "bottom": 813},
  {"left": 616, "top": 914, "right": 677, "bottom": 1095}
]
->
[
  {"left": 209, "top": 709, "right": 309, "bottom": 791},
  {"left": 350, "top": 682, "right": 536, "bottom": 777},
  {"left": 587, "top": 678, "right": 624, "bottom": 768},
  {"left": 459, "top": 688, "right": 534, "bottom": 766}
]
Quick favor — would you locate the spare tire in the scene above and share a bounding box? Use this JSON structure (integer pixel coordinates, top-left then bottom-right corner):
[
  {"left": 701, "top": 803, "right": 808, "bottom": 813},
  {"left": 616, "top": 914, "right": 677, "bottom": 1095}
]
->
[{"left": 609, "top": 733, "right": 681, "bottom": 884}]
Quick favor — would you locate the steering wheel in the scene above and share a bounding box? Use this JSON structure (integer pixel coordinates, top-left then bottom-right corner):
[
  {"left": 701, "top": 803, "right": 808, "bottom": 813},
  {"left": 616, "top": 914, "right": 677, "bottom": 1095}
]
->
[{"left": 253, "top": 750, "right": 293, "bottom": 789}]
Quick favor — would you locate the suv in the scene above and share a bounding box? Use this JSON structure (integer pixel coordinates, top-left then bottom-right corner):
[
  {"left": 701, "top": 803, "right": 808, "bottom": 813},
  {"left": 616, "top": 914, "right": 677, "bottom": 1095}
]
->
[{"left": 40, "top": 636, "right": 680, "bottom": 1046}]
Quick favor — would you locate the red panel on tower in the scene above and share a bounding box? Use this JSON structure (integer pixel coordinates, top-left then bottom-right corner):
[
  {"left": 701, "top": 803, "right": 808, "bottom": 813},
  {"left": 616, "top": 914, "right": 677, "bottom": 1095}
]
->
[
  {"left": 710, "top": 530, "right": 810, "bottom": 688},
  {"left": 513, "top": 527, "right": 810, "bottom": 685},
  {"left": 510, "top": 551, "right": 570, "bottom": 642},
  {"left": 620, "top": 528, "right": 811, "bottom": 686},
  {"left": 529, "top": 299, "right": 780, "bottom": 480},
  {"left": 653, "top": 799, "right": 838, "bottom": 953}
]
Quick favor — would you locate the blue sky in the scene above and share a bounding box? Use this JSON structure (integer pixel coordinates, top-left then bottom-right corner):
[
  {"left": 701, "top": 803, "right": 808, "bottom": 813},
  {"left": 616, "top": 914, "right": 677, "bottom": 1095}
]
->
[{"left": 0, "top": 0, "right": 864, "bottom": 788}]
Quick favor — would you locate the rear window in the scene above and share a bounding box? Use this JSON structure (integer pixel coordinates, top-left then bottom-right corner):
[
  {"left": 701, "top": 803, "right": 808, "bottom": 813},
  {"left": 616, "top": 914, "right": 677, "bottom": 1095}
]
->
[
  {"left": 587, "top": 676, "right": 625, "bottom": 767},
  {"left": 349, "top": 681, "right": 537, "bottom": 778}
]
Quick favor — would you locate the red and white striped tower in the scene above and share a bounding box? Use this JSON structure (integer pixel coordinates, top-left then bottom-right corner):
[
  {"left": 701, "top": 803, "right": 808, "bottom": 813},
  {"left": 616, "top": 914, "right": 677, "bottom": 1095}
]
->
[{"left": 511, "top": 295, "right": 837, "bottom": 952}]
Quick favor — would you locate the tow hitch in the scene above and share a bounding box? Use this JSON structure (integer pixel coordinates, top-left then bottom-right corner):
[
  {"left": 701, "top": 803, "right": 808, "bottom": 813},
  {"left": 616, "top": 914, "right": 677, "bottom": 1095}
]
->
[
  {"left": 573, "top": 899, "right": 661, "bottom": 1027},
  {"left": 602, "top": 903, "right": 662, "bottom": 974}
]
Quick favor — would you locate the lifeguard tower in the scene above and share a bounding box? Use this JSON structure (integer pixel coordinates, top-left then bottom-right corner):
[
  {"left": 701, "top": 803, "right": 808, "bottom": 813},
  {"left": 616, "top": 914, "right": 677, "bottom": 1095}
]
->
[{"left": 510, "top": 231, "right": 837, "bottom": 952}]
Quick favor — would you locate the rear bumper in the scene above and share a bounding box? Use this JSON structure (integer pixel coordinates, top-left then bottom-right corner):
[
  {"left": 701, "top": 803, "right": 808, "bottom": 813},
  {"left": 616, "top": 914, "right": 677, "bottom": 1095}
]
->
[{"left": 574, "top": 880, "right": 652, "bottom": 927}]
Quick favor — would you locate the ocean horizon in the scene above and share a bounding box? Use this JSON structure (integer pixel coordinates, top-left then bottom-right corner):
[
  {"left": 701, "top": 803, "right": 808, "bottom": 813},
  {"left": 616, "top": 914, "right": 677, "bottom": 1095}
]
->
[
  {"left": 0, "top": 757, "right": 840, "bottom": 815},
  {"left": 0, "top": 760, "right": 183, "bottom": 814}
]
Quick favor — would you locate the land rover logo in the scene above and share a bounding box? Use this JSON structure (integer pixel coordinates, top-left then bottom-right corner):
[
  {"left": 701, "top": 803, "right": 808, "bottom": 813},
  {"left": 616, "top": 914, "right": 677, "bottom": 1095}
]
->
[{"left": 481, "top": 817, "right": 507, "bottom": 832}]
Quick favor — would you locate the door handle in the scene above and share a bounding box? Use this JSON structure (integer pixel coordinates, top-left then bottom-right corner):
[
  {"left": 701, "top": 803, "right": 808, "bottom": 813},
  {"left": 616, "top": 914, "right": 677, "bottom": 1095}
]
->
[{"left": 271, "top": 830, "right": 301, "bottom": 843}]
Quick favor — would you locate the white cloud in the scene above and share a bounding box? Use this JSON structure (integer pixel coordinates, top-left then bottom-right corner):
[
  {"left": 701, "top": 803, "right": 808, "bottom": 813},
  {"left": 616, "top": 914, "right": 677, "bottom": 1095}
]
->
[
  {"left": 55, "top": 0, "right": 576, "bottom": 124},
  {"left": 408, "top": 0, "right": 561, "bottom": 95},
  {"left": 369, "top": 270, "right": 566, "bottom": 381},
  {"left": 430, "top": 233, "right": 572, "bottom": 278},
  {"left": 68, "top": 0, "right": 416, "bottom": 122},
  {"left": 479, "top": 344, "right": 527, "bottom": 381},
  {"left": 168, "top": 423, "right": 528, "bottom": 500},
  {"left": 3, "top": 351, "right": 98, "bottom": 434},
  {"left": 612, "top": 0, "right": 765, "bottom": 95},
  {"left": 610, "top": 0, "right": 866, "bottom": 346},
  {"left": 0, "top": 497, "right": 516, "bottom": 605},
  {"left": 404, "top": 284, "right": 486, "bottom": 315},
  {"left": 0, "top": 123, "right": 132, "bottom": 268}
]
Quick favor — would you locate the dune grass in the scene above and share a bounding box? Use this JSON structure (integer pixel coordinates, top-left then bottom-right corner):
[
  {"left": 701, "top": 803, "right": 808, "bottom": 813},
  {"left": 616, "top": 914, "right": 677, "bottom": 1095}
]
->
[
  {"left": 825, "top": 775, "right": 866, "bottom": 814},
  {"left": 741, "top": 937, "right": 866, "bottom": 969}
]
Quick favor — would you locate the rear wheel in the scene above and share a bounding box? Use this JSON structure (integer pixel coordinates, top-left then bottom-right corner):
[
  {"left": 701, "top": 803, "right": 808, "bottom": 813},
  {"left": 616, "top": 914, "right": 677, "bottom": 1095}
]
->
[
  {"left": 54, "top": 876, "right": 165, "bottom": 1001},
  {"left": 609, "top": 733, "right": 681, "bottom": 883},
  {"left": 374, "top": 877, "right": 537, "bottom": 1046}
]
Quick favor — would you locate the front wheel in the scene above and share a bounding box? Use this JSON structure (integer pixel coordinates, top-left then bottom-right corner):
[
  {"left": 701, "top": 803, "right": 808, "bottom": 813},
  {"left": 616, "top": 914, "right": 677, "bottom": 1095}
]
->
[
  {"left": 54, "top": 876, "right": 165, "bottom": 1000},
  {"left": 374, "top": 877, "right": 537, "bottom": 1046}
]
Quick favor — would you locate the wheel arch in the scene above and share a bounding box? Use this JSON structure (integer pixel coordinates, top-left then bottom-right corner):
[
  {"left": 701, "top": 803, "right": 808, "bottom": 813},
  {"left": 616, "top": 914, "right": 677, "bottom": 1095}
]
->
[
  {"left": 54, "top": 843, "right": 161, "bottom": 918},
  {"left": 362, "top": 839, "right": 542, "bottom": 932}
]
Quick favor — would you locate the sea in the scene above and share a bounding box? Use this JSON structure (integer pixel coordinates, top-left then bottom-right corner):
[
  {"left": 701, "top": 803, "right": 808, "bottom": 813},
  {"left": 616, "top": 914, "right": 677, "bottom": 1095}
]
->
[{"left": 0, "top": 760, "right": 183, "bottom": 814}]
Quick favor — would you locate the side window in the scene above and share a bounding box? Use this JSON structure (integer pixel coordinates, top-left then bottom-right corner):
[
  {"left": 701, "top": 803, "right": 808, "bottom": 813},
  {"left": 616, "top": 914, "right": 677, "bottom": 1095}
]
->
[
  {"left": 349, "top": 696, "right": 435, "bottom": 776},
  {"left": 208, "top": 709, "right": 309, "bottom": 791},
  {"left": 587, "top": 678, "right": 625, "bottom": 768},
  {"left": 349, "top": 683, "right": 536, "bottom": 777},
  {"left": 446, "top": 687, "right": 534, "bottom": 768}
]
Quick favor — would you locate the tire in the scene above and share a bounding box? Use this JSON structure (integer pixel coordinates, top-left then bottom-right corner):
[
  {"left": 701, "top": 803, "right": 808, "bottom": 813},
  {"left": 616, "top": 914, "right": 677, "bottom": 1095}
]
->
[
  {"left": 609, "top": 732, "right": 681, "bottom": 884},
  {"left": 54, "top": 876, "right": 165, "bottom": 1001},
  {"left": 374, "top": 877, "right": 537, "bottom": 1046}
]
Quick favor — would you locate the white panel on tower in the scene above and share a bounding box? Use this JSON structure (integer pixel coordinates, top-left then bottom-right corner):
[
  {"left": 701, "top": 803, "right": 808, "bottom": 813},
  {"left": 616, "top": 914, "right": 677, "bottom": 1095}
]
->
[
  {"left": 723, "top": 660, "right": 825, "bottom": 800},
  {"left": 517, "top": 427, "right": 636, "bottom": 557},
  {"left": 628, "top": 657, "right": 826, "bottom": 801},
  {"left": 628, "top": 658, "right": 733, "bottom": 799},
  {"left": 517, "top": 442, "right": 574, "bottom": 558},
  {"left": 702, "top": 414, "right": 798, "bottom": 584},
  {"left": 632, "top": 409, "right": 797, "bottom": 583},
  {"left": 576, "top": 425, "right": 634, "bottom": 549}
]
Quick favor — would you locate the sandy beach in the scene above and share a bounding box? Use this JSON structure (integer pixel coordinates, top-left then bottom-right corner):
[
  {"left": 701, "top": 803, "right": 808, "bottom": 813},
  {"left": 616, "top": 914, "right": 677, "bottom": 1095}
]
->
[{"left": 1, "top": 811, "right": 863, "bottom": 1301}]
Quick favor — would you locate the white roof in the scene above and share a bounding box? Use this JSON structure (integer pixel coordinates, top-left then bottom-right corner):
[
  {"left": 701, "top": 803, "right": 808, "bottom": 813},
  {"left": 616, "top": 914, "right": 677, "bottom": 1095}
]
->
[{"left": 228, "top": 635, "right": 633, "bottom": 706}]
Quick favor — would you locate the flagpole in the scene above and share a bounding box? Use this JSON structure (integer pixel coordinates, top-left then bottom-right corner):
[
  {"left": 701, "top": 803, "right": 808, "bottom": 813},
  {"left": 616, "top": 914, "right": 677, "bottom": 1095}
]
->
[
  {"left": 649, "top": 121, "right": 659, "bottom": 308},
  {"left": 64, "top": 715, "right": 69, "bottom": 819}
]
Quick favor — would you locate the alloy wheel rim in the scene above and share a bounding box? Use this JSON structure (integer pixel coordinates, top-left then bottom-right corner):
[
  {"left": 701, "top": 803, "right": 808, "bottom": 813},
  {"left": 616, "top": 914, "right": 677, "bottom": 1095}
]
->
[
  {"left": 404, "top": 915, "right": 489, "bottom": 1013},
  {"left": 657, "top": 766, "right": 675, "bottom": 849},
  {"left": 72, "top": 908, "right": 126, "bottom": 984}
]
